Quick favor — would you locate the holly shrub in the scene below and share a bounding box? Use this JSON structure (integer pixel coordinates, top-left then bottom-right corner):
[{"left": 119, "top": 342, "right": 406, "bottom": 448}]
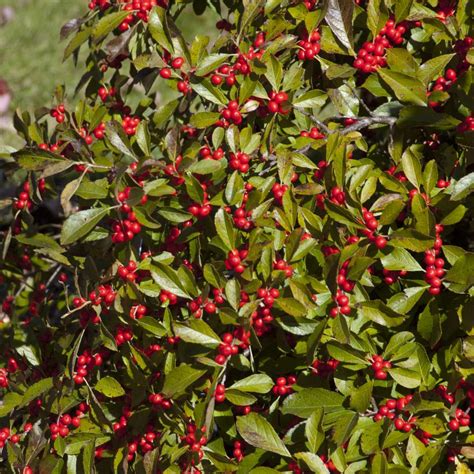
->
[{"left": 1, "top": 0, "right": 474, "bottom": 472}]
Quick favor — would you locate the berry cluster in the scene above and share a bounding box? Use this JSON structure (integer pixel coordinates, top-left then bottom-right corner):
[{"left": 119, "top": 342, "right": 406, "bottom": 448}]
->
[
  {"left": 111, "top": 212, "right": 142, "bottom": 243},
  {"left": 50, "top": 104, "right": 66, "bottom": 123},
  {"left": 448, "top": 409, "right": 470, "bottom": 431},
  {"left": 354, "top": 20, "right": 409, "bottom": 73},
  {"left": 0, "top": 427, "right": 21, "bottom": 449},
  {"left": 115, "top": 326, "right": 133, "bottom": 345},
  {"left": 311, "top": 358, "right": 339, "bottom": 377},
  {"left": 13, "top": 181, "right": 32, "bottom": 211},
  {"left": 272, "top": 375, "right": 296, "bottom": 396},
  {"left": 50, "top": 406, "right": 87, "bottom": 440},
  {"left": 148, "top": 392, "right": 172, "bottom": 409},
  {"left": 200, "top": 146, "right": 224, "bottom": 161},
  {"left": 297, "top": 29, "right": 321, "bottom": 61},
  {"left": 300, "top": 126, "right": 325, "bottom": 139},
  {"left": 220, "top": 100, "right": 243, "bottom": 126},
  {"left": 361, "top": 208, "right": 388, "bottom": 249},
  {"left": 382, "top": 268, "right": 407, "bottom": 285},
  {"left": 428, "top": 68, "right": 457, "bottom": 108},
  {"left": 98, "top": 85, "right": 116, "bottom": 101},
  {"left": 126, "top": 426, "right": 161, "bottom": 460},
  {"left": 117, "top": 0, "right": 164, "bottom": 31},
  {"left": 129, "top": 304, "right": 148, "bottom": 319},
  {"left": 188, "top": 198, "right": 212, "bottom": 219},
  {"left": 180, "top": 423, "right": 207, "bottom": 461},
  {"left": 188, "top": 296, "right": 217, "bottom": 318},
  {"left": 214, "top": 383, "right": 226, "bottom": 403},
  {"left": 273, "top": 258, "right": 294, "bottom": 277},
  {"left": 328, "top": 186, "right": 345, "bottom": 205},
  {"left": 272, "top": 182, "right": 289, "bottom": 204},
  {"left": 229, "top": 206, "right": 253, "bottom": 231},
  {"left": 424, "top": 224, "right": 445, "bottom": 295},
  {"left": 224, "top": 248, "right": 248, "bottom": 274},
  {"left": 0, "top": 368, "right": 8, "bottom": 388},
  {"left": 122, "top": 115, "right": 140, "bottom": 135},
  {"left": 229, "top": 151, "right": 251, "bottom": 173},
  {"left": 215, "top": 333, "right": 239, "bottom": 364},
  {"left": 267, "top": 91, "right": 289, "bottom": 114},
  {"left": 374, "top": 395, "right": 414, "bottom": 422},
  {"left": 117, "top": 260, "right": 138, "bottom": 282},
  {"left": 232, "top": 440, "right": 245, "bottom": 462},
  {"left": 370, "top": 354, "right": 392, "bottom": 380},
  {"left": 210, "top": 37, "right": 264, "bottom": 87},
  {"left": 454, "top": 36, "right": 473, "bottom": 74},
  {"left": 159, "top": 289, "right": 179, "bottom": 305},
  {"left": 329, "top": 260, "right": 355, "bottom": 317},
  {"left": 73, "top": 350, "right": 104, "bottom": 384},
  {"left": 89, "top": 285, "right": 116, "bottom": 307},
  {"left": 457, "top": 115, "right": 474, "bottom": 133}
]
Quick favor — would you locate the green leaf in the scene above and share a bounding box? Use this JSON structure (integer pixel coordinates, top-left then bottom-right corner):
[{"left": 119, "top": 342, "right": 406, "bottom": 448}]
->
[
  {"left": 229, "top": 374, "right": 274, "bottom": 393},
  {"left": 215, "top": 208, "right": 236, "bottom": 251},
  {"left": 0, "top": 392, "right": 22, "bottom": 417},
  {"left": 14, "top": 149, "right": 67, "bottom": 171},
  {"left": 294, "top": 453, "right": 330, "bottom": 473},
  {"left": 95, "top": 377, "right": 125, "bottom": 398},
  {"left": 381, "top": 247, "right": 423, "bottom": 272},
  {"left": 418, "top": 54, "right": 455, "bottom": 85},
  {"left": 327, "top": 342, "right": 369, "bottom": 365},
  {"left": 151, "top": 263, "right": 190, "bottom": 299},
  {"left": 305, "top": 410, "right": 324, "bottom": 453},
  {"left": 16, "top": 233, "right": 64, "bottom": 253},
  {"left": 274, "top": 298, "right": 307, "bottom": 317},
  {"left": 293, "top": 90, "right": 327, "bottom": 108},
  {"left": 386, "top": 49, "right": 419, "bottom": 76},
  {"left": 389, "top": 229, "right": 434, "bottom": 252},
  {"left": 378, "top": 69, "right": 426, "bottom": 105},
  {"left": 398, "top": 106, "right": 460, "bottom": 130},
  {"left": 148, "top": 6, "right": 174, "bottom": 52},
  {"left": 445, "top": 253, "right": 474, "bottom": 287},
  {"left": 158, "top": 207, "right": 193, "bottom": 223},
  {"left": 60, "top": 208, "right": 110, "bottom": 245},
  {"left": 388, "top": 286, "right": 426, "bottom": 314},
  {"left": 451, "top": 172, "right": 474, "bottom": 201},
  {"left": 367, "top": 0, "right": 389, "bottom": 37},
  {"left": 325, "top": 201, "right": 364, "bottom": 229},
  {"left": 358, "top": 300, "right": 405, "bottom": 327},
  {"left": 136, "top": 317, "right": 167, "bottom": 337},
  {"left": 195, "top": 54, "right": 232, "bottom": 76},
  {"left": 21, "top": 378, "right": 54, "bottom": 407},
  {"left": 162, "top": 365, "right": 206, "bottom": 398},
  {"left": 388, "top": 368, "right": 421, "bottom": 389},
  {"left": 265, "top": 56, "right": 283, "bottom": 91},
  {"left": 325, "top": 0, "right": 354, "bottom": 53},
  {"left": 191, "top": 80, "right": 227, "bottom": 106},
  {"left": 395, "top": 0, "right": 414, "bottom": 22},
  {"left": 188, "top": 159, "right": 224, "bottom": 175},
  {"left": 236, "top": 413, "right": 291, "bottom": 457},
  {"left": 225, "top": 389, "right": 257, "bottom": 406},
  {"left": 174, "top": 319, "right": 221, "bottom": 348},
  {"left": 281, "top": 388, "right": 344, "bottom": 418},
  {"left": 92, "top": 11, "right": 131, "bottom": 42}
]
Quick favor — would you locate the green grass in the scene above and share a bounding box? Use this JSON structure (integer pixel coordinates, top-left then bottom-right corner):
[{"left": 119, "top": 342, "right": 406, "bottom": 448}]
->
[{"left": 0, "top": 0, "right": 85, "bottom": 110}]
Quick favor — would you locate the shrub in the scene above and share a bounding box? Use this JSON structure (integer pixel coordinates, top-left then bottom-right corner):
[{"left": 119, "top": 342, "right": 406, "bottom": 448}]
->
[{"left": 1, "top": 0, "right": 474, "bottom": 472}]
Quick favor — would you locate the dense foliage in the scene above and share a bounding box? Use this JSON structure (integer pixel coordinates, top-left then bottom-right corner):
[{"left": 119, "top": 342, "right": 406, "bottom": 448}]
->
[{"left": 1, "top": 0, "right": 474, "bottom": 472}]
